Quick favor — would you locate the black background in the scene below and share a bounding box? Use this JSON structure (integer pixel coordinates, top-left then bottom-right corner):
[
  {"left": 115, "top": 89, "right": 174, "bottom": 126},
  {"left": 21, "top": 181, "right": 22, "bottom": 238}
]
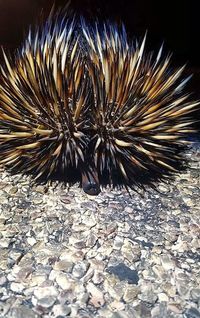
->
[
  {"left": 0, "top": 0, "right": 200, "bottom": 110},
  {"left": 0, "top": 1, "right": 199, "bottom": 65},
  {"left": 0, "top": 0, "right": 200, "bottom": 63}
]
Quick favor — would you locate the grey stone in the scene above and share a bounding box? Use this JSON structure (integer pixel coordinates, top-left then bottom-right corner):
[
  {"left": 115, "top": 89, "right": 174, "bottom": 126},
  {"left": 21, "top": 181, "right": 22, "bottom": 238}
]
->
[
  {"left": 37, "top": 296, "right": 56, "bottom": 308},
  {"left": 8, "top": 306, "right": 39, "bottom": 318},
  {"left": 184, "top": 308, "right": 200, "bottom": 318},
  {"left": 106, "top": 263, "right": 139, "bottom": 284},
  {"left": 72, "top": 261, "right": 89, "bottom": 279}
]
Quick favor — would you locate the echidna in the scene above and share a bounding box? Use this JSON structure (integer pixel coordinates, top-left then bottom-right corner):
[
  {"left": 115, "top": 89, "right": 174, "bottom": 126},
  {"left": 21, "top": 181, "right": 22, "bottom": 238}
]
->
[
  {"left": 0, "top": 9, "right": 198, "bottom": 195},
  {"left": 0, "top": 11, "right": 95, "bottom": 193}
]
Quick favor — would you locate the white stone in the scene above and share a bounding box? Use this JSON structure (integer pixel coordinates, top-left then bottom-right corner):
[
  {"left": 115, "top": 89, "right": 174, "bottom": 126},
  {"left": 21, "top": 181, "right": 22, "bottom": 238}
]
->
[
  {"left": 10, "top": 282, "right": 25, "bottom": 293},
  {"left": 53, "top": 304, "right": 71, "bottom": 316},
  {"left": 55, "top": 273, "right": 72, "bottom": 290},
  {"left": 27, "top": 237, "right": 37, "bottom": 246},
  {"left": 87, "top": 282, "right": 105, "bottom": 307},
  {"left": 34, "top": 286, "right": 58, "bottom": 299}
]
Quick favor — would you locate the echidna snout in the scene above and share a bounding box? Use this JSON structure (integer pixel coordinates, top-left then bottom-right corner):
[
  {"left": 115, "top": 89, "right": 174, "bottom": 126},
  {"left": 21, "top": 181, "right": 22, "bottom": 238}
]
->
[{"left": 81, "top": 168, "right": 101, "bottom": 195}]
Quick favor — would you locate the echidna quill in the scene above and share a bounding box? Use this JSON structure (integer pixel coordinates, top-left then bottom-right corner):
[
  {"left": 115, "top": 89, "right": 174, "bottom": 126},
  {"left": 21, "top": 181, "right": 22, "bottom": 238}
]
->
[{"left": 0, "top": 10, "right": 198, "bottom": 195}]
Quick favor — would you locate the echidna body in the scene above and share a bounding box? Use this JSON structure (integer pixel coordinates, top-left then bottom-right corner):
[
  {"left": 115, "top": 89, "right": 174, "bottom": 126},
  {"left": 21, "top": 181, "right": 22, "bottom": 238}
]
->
[
  {"left": 0, "top": 12, "right": 96, "bottom": 193},
  {"left": 0, "top": 11, "right": 198, "bottom": 195},
  {"left": 81, "top": 22, "right": 198, "bottom": 189}
]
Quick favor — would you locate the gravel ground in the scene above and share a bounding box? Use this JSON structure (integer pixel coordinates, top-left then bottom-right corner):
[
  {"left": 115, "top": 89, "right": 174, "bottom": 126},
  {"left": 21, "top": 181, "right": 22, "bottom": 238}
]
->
[{"left": 0, "top": 141, "right": 200, "bottom": 318}]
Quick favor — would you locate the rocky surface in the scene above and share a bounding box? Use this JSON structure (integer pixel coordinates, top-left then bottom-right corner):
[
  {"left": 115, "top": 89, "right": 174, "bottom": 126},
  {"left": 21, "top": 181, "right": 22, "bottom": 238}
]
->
[{"left": 0, "top": 141, "right": 200, "bottom": 318}]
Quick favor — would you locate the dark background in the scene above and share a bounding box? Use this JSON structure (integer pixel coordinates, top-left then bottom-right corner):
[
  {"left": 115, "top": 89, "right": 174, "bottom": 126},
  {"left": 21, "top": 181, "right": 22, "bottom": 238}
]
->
[
  {"left": 0, "top": 0, "right": 200, "bottom": 100},
  {"left": 0, "top": 0, "right": 199, "bottom": 64}
]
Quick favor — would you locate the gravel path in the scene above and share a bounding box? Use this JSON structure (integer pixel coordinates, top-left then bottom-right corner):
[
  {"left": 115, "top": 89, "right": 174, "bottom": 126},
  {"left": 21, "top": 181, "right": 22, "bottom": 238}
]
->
[{"left": 0, "top": 141, "right": 200, "bottom": 318}]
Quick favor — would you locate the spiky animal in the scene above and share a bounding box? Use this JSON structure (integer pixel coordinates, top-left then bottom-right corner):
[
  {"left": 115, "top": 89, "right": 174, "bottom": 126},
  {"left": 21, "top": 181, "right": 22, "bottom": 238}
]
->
[
  {"left": 0, "top": 11, "right": 198, "bottom": 195},
  {"left": 82, "top": 21, "right": 198, "bottom": 190},
  {"left": 0, "top": 12, "right": 96, "bottom": 192}
]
